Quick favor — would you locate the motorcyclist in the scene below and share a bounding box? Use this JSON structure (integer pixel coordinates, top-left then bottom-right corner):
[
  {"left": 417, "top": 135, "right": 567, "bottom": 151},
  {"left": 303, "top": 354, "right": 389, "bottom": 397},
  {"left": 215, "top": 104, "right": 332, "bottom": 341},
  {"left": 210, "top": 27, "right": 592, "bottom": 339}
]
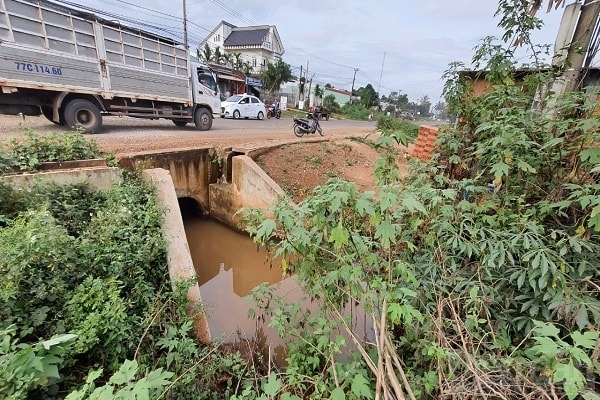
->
[{"left": 272, "top": 98, "right": 280, "bottom": 116}]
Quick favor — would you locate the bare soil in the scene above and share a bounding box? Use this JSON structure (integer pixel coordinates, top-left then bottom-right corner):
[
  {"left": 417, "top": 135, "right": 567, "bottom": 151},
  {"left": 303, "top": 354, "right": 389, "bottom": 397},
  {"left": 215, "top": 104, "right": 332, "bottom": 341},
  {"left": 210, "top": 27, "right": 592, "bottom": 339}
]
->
[{"left": 255, "top": 140, "right": 387, "bottom": 202}]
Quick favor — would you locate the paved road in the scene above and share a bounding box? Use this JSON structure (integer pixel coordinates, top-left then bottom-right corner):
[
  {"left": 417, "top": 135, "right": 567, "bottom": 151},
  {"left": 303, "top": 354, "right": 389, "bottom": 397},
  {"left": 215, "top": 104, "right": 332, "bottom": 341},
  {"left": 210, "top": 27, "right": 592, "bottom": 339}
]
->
[{"left": 0, "top": 114, "right": 378, "bottom": 155}]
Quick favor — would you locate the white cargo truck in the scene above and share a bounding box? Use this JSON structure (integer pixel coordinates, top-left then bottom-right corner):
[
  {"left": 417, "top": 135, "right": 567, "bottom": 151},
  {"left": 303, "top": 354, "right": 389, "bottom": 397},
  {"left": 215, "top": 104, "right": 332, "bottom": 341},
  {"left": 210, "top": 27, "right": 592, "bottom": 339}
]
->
[{"left": 0, "top": 0, "right": 221, "bottom": 133}]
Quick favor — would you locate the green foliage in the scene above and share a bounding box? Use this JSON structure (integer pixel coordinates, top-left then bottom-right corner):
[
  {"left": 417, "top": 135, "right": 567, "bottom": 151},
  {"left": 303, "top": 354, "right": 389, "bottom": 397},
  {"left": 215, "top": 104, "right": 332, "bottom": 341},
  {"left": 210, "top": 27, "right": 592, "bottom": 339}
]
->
[
  {"left": 375, "top": 115, "right": 419, "bottom": 145},
  {"left": 322, "top": 94, "right": 340, "bottom": 114},
  {"left": 6, "top": 129, "right": 109, "bottom": 172},
  {"left": 65, "top": 360, "right": 173, "bottom": 400},
  {"left": 354, "top": 84, "right": 379, "bottom": 108},
  {"left": 0, "top": 168, "right": 252, "bottom": 399},
  {"left": 0, "top": 326, "right": 76, "bottom": 400},
  {"left": 0, "top": 146, "right": 18, "bottom": 174},
  {"left": 525, "top": 321, "right": 599, "bottom": 400},
  {"left": 259, "top": 60, "right": 293, "bottom": 94},
  {"left": 340, "top": 103, "right": 372, "bottom": 121},
  {"left": 241, "top": 10, "right": 600, "bottom": 397}
]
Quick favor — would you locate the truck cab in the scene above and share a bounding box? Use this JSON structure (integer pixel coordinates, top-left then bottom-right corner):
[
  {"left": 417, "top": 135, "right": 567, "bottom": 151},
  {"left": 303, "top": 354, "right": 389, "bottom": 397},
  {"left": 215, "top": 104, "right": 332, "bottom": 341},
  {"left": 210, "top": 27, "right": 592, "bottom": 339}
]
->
[{"left": 192, "top": 63, "right": 221, "bottom": 119}]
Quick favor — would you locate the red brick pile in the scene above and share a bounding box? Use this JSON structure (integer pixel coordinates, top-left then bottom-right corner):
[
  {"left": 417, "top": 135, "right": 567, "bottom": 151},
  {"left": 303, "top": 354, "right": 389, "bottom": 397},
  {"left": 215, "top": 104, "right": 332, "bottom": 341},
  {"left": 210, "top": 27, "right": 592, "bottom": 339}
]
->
[{"left": 410, "top": 125, "right": 439, "bottom": 161}]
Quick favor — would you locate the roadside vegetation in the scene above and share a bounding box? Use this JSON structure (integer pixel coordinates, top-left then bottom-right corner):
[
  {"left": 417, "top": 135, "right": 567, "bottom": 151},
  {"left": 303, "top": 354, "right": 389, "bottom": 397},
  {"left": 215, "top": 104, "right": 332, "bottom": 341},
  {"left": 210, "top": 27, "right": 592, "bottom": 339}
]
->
[
  {"left": 240, "top": 5, "right": 600, "bottom": 400},
  {"left": 0, "top": 132, "right": 254, "bottom": 399}
]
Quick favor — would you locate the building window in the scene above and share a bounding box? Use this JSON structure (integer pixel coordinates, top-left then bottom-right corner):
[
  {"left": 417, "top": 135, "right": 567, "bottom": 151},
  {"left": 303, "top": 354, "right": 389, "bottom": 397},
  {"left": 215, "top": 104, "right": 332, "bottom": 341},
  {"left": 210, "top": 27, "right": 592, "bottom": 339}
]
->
[{"left": 252, "top": 57, "right": 256, "bottom": 67}]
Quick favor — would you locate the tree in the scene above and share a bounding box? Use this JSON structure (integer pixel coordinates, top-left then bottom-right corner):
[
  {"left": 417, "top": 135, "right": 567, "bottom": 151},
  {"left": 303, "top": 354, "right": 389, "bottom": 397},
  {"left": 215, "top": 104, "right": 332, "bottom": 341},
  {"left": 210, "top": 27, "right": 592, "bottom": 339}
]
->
[
  {"left": 434, "top": 101, "right": 448, "bottom": 119},
  {"left": 222, "top": 53, "right": 233, "bottom": 68},
  {"left": 497, "top": 0, "right": 600, "bottom": 94},
  {"left": 198, "top": 43, "right": 212, "bottom": 63},
  {"left": 417, "top": 95, "right": 431, "bottom": 117},
  {"left": 356, "top": 84, "right": 379, "bottom": 108},
  {"left": 314, "top": 84, "right": 324, "bottom": 106},
  {"left": 232, "top": 53, "right": 243, "bottom": 70},
  {"left": 212, "top": 47, "right": 224, "bottom": 64},
  {"left": 322, "top": 94, "right": 340, "bottom": 113},
  {"left": 258, "top": 60, "right": 293, "bottom": 94}
]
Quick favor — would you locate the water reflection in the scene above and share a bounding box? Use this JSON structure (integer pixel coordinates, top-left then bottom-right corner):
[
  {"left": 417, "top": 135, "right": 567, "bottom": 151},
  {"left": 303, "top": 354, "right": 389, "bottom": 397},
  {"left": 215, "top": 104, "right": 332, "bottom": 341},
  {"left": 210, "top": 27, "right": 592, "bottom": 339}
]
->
[
  {"left": 181, "top": 206, "right": 373, "bottom": 352},
  {"left": 183, "top": 216, "right": 299, "bottom": 345}
]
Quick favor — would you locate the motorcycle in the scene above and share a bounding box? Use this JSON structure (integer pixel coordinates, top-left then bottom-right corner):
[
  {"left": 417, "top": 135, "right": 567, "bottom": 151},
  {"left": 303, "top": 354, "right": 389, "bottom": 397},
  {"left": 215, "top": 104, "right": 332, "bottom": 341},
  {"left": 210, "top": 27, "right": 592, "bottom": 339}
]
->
[
  {"left": 293, "top": 113, "right": 323, "bottom": 137},
  {"left": 267, "top": 106, "right": 281, "bottom": 119}
]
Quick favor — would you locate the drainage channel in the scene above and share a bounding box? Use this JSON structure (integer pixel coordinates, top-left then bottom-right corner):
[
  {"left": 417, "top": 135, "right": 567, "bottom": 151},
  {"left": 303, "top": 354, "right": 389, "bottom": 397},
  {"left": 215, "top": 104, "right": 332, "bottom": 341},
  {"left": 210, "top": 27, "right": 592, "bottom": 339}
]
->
[{"left": 180, "top": 198, "right": 303, "bottom": 353}]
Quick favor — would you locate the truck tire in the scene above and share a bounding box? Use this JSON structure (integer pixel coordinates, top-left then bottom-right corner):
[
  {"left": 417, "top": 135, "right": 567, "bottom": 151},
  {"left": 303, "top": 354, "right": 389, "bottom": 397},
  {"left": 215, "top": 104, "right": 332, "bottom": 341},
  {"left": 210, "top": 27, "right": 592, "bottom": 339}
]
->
[
  {"left": 41, "top": 106, "right": 63, "bottom": 125},
  {"left": 194, "top": 108, "right": 212, "bottom": 131},
  {"left": 172, "top": 119, "right": 188, "bottom": 127},
  {"left": 63, "top": 99, "right": 102, "bottom": 133}
]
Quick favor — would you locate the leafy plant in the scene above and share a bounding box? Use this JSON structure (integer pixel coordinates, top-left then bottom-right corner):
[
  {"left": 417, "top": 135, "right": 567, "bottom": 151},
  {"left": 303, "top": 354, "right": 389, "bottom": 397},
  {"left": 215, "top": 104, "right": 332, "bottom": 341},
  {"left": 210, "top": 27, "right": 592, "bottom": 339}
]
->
[
  {"left": 6, "top": 129, "right": 109, "bottom": 172},
  {"left": 0, "top": 326, "right": 76, "bottom": 400},
  {"left": 240, "top": 6, "right": 600, "bottom": 398},
  {"left": 525, "top": 321, "right": 599, "bottom": 400}
]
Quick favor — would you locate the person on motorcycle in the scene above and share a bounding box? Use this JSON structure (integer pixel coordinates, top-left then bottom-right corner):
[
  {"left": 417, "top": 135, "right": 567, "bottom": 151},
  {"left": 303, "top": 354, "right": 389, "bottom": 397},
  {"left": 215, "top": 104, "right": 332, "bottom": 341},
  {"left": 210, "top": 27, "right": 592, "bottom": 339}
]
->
[{"left": 272, "top": 98, "right": 280, "bottom": 115}]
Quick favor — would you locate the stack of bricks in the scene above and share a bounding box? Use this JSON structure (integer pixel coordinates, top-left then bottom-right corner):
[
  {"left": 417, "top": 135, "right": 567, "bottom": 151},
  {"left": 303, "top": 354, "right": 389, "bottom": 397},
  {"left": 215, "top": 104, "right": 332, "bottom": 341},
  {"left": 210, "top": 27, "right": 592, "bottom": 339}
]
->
[{"left": 410, "top": 125, "right": 439, "bottom": 161}]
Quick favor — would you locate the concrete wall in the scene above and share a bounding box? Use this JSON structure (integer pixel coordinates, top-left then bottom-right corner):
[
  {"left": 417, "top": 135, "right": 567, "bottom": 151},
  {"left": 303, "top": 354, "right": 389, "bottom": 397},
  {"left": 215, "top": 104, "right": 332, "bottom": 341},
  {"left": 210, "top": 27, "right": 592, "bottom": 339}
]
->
[
  {"left": 210, "top": 155, "right": 285, "bottom": 228},
  {"left": 2, "top": 166, "right": 122, "bottom": 190},
  {"left": 119, "top": 148, "right": 220, "bottom": 216},
  {"left": 143, "top": 169, "right": 211, "bottom": 343}
]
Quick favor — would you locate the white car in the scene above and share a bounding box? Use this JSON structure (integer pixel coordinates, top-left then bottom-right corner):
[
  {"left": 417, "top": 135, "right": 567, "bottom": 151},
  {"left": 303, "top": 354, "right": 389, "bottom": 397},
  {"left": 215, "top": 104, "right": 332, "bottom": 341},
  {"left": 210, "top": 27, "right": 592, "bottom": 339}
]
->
[{"left": 221, "top": 94, "right": 266, "bottom": 120}]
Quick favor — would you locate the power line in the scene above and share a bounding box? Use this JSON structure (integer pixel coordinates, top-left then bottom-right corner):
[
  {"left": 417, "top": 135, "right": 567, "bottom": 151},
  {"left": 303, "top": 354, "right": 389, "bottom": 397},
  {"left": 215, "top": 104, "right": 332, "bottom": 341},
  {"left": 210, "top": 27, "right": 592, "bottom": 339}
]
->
[{"left": 206, "top": 0, "right": 255, "bottom": 25}]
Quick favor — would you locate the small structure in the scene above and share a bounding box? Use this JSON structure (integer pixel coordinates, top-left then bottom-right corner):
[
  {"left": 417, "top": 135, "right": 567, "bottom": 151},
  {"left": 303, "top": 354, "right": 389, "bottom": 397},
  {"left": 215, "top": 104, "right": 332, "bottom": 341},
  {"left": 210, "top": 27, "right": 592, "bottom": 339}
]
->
[{"left": 323, "top": 87, "right": 352, "bottom": 107}]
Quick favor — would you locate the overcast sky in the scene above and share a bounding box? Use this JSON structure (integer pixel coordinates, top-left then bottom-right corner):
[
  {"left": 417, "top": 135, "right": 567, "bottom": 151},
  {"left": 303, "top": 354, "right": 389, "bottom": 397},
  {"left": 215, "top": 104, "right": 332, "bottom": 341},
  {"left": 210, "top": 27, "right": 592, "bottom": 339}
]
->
[{"left": 69, "top": 0, "right": 565, "bottom": 103}]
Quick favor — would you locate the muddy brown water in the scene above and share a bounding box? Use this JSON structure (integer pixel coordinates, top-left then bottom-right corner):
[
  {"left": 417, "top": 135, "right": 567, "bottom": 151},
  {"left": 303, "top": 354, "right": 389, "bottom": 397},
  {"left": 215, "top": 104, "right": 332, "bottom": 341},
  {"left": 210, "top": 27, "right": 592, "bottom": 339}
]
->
[
  {"left": 181, "top": 201, "right": 373, "bottom": 358},
  {"left": 182, "top": 213, "right": 299, "bottom": 347}
]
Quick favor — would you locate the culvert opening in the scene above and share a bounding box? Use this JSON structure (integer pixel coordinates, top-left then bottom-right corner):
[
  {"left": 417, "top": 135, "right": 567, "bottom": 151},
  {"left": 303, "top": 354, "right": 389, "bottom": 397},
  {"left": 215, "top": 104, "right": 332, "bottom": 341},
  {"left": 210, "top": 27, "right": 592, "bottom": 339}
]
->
[{"left": 178, "top": 197, "right": 205, "bottom": 218}]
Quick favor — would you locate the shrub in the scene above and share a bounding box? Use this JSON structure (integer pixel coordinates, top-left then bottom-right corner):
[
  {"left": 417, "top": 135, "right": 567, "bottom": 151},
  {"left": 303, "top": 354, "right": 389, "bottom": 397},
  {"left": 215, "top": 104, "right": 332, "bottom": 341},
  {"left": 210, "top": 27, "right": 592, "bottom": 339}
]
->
[{"left": 6, "top": 129, "right": 109, "bottom": 172}]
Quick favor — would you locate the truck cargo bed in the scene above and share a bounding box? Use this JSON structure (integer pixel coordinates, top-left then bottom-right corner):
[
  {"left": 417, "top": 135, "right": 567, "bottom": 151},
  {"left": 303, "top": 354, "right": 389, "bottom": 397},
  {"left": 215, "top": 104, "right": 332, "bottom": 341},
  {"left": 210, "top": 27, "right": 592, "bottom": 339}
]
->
[{"left": 0, "top": 0, "right": 192, "bottom": 104}]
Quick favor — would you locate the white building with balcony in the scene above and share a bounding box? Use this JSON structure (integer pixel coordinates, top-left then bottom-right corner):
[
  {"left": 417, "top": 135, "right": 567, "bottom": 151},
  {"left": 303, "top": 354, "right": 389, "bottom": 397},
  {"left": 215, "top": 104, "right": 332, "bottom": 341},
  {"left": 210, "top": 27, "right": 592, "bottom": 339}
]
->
[{"left": 199, "top": 21, "right": 284, "bottom": 74}]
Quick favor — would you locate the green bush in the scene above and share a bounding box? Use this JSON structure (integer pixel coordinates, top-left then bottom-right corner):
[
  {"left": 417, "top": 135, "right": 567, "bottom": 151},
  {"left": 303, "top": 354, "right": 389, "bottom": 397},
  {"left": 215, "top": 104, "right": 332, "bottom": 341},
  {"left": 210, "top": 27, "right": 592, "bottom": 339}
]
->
[
  {"left": 340, "top": 103, "right": 371, "bottom": 120},
  {"left": 242, "top": 33, "right": 600, "bottom": 400},
  {"left": 0, "top": 167, "right": 254, "bottom": 399},
  {"left": 376, "top": 114, "right": 419, "bottom": 145},
  {"left": 6, "top": 129, "right": 109, "bottom": 172}
]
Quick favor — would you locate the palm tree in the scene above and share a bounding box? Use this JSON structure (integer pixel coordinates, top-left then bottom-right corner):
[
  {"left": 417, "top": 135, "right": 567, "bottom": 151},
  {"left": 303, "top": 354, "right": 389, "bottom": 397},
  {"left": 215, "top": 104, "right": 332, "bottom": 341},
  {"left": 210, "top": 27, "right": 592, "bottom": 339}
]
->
[
  {"left": 222, "top": 53, "right": 233, "bottom": 67},
  {"left": 213, "top": 47, "right": 224, "bottom": 64},
  {"left": 241, "top": 61, "right": 252, "bottom": 75},
  {"left": 258, "top": 60, "right": 293, "bottom": 94},
  {"left": 233, "top": 53, "right": 243, "bottom": 70},
  {"left": 199, "top": 43, "right": 212, "bottom": 63}
]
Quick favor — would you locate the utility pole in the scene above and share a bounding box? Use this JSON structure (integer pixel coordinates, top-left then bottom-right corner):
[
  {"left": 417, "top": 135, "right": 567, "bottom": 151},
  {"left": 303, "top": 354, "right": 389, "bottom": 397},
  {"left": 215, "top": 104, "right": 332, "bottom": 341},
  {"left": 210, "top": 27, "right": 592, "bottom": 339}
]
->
[
  {"left": 350, "top": 68, "right": 358, "bottom": 104},
  {"left": 298, "top": 65, "right": 303, "bottom": 105},
  {"left": 562, "top": 0, "right": 600, "bottom": 92},
  {"left": 182, "top": 0, "right": 188, "bottom": 50},
  {"left": 307, "top": 74, "right": 314, "bottom": 108},
  {"left": 377, "top": 51, "right": 386, "bottom": 96}
]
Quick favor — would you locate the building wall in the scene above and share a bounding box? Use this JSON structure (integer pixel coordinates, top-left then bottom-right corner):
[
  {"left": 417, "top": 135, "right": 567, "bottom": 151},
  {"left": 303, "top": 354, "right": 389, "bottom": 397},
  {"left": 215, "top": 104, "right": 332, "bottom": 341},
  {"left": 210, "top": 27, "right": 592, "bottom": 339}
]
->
[{"left": 324, "top": 88, "right": 351, "bottom": 106}]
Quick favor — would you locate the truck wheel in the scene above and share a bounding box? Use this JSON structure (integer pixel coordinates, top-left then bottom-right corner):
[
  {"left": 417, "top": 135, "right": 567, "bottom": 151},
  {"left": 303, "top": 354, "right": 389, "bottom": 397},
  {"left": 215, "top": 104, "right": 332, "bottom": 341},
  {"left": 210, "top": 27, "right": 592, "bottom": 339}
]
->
[
  {"left": 64, "top": 99, "right": 102, "bottom": 133},
  {"left": 41, "top": 107, "right": 62, "bottom": 125},
  {"left": 172, "top": 119, "right": 188, "bottom": 127},
  {"left": 194, "top": 108, "right": 212, "bottom": 131}
]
